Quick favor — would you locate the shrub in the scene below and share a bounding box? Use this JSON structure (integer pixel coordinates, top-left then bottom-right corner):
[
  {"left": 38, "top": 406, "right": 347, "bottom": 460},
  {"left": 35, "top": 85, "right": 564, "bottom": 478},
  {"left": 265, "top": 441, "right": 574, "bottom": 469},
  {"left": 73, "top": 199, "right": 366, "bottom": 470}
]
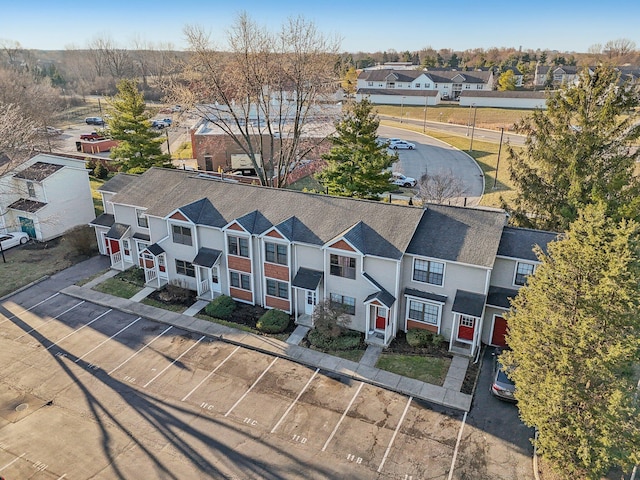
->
[
  {"left": 205, "top": 295, "right": 236, "bottom": 320},
  {"left": 307, "top": 329, "right": 362, "bottom": 351},
  {"left": 94, "top": 163, "right": 109, "bottom": 179},
  {"left": 256, "top": 309, "right": 290, "bottom": 334},
  {"left": 432, "top": 334, "right": 445, "bottom": 347},
  {"left": 86, "top": 159, "right": 97, "bottom": 175},
  {"left": 406, "top": 328, "right": 435, "bottom": 348}
]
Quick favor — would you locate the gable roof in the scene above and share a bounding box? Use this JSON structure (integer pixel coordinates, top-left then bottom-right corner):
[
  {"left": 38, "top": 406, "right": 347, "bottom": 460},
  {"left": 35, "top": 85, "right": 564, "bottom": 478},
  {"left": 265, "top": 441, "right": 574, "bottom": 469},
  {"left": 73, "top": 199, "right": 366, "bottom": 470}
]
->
[
  {"left": 406, "top": 204, "right": 506, "bottom": 268},
  {"left": 99, "top": 173, "right": 139, "bottom": 194},
  {"left": 497, "top": 226, "right": 558, "bottom": 262},
  {"left": 178, "top": 198, "right": 225, "bottom": 226}
]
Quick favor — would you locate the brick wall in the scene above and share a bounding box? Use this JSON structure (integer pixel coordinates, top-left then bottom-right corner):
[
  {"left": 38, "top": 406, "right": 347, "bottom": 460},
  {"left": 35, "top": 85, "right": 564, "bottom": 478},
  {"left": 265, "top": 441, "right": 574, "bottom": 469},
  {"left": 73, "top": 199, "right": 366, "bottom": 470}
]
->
[{"left": 264, "top": 263, "right": 289, "bottom": 281}]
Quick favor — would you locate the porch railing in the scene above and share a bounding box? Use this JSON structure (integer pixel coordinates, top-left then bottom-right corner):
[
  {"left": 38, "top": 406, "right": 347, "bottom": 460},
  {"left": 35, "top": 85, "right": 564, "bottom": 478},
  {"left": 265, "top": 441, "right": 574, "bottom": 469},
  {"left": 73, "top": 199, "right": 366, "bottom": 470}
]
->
[
  {"left": 146, "top": 268, "right": 157, "bottom": 283},
  {"left": 199, "top": 279, "right": 210, "bottom": 295},
  {"left": 111, "top": 251, "right": 122, "bottom": 266}
]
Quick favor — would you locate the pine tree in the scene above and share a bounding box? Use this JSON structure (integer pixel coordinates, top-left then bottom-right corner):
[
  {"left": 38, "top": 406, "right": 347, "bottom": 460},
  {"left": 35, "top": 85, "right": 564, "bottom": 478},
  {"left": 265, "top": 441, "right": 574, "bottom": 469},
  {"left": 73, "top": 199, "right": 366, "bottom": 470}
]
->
[
  {"left": 505, "top": 65, "right": 640, "bottom": 231},
  {"left": 317, "top": 99, "right": 397, "bottom": 199},
  {"left": 502, "top": 204, "right": 640, "bottom": 479},
  {"left": 107, "top": 79, "right": 172, "bottom": 173}
]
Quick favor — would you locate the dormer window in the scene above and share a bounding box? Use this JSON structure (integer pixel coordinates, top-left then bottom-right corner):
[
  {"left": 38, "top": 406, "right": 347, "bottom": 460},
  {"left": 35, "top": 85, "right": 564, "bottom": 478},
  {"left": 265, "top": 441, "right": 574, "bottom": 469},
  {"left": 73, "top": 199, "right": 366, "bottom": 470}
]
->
[
  {"left": 136, "top": 209, "right": 148, "bottom": 228},
  {"left": 330, "top": 254, "right": 356, "bottom": 279}
]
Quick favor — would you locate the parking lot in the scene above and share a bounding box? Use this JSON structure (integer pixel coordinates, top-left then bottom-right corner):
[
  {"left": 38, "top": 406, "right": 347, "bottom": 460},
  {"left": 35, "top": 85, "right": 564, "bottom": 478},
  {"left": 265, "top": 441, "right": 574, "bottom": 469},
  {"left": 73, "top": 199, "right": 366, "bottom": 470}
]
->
[{"left": 0, "top": 291, "right": 466, "bottom": 479}]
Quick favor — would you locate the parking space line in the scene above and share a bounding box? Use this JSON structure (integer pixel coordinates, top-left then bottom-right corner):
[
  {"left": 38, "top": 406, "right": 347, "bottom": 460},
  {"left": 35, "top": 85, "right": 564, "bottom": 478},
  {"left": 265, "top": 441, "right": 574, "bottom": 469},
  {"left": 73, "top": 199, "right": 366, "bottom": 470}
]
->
[
  {"left": 377, "top": 396, "right": 413, "bottom": 473},
  {"left": 143, "top": 335, "right": 206, "bottom": 388},
  {"left": 270, "top": 368, "right": 319, "bottom": 434},
  {"left": 0, "top": 292, "right": 59, "bottom": 325},
  {"left": 447, "top": 410, "right": 468, "bottom": 480},
  {"left": 14, "top": 301, "right": 85, "bottom": 340},
  {"left": 74, "top": 317, "right": 141, "bottom": 363},
  {"left": 44, "top": 309, "right": 112, "bottom": 351},
  {"left": 108, "top": 325, "right": 173, "bottom": 375},
  {"left": 181, "top": 345, "right": 241, "bottom": 402},
  {"left": 56, "top": 475, "right": 67, "bottom": 480},
  {"left": 224, "top": 357, "right": 278, "bottom": 417},
  {"left": 321, "top": 381, "right": 364, "bottom": 452},
  {"left": 0, "top": 452, "right": 25, "bottom": 471}
]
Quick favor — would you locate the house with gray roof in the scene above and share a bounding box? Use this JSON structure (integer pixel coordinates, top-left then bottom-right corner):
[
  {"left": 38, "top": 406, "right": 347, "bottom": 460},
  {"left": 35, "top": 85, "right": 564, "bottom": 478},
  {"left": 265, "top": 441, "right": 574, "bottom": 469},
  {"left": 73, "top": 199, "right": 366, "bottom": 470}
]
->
[
  {"left": 0, "top": 153, "right": 95, "bottom": 241},
  {"left": 90, "top": 168, "right": 556, "bottom": 357}
]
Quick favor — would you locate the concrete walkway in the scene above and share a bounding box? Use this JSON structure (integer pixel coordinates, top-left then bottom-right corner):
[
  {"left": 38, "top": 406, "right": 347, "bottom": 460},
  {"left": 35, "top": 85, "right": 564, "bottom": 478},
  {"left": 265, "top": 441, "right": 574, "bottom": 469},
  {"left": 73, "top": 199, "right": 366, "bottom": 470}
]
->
[{"left": 60, "top": 284, "right": 473, "bottom": 412}]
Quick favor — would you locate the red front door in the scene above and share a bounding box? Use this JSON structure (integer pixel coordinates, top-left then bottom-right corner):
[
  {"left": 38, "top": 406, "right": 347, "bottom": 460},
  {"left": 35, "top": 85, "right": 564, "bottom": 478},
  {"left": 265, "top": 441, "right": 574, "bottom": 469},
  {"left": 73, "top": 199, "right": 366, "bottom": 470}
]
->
[
  {"left": 109, "top": 239, "right": 120, "bottom": 254},
  {"left": 375, "top": 307, "right": 386, "bottom": 330},
  {"left": 457, "top": 316, "right": 475, "bottom": 341},
  {"left": 491, "top": 316, "right": 508, "bottom": 346}
]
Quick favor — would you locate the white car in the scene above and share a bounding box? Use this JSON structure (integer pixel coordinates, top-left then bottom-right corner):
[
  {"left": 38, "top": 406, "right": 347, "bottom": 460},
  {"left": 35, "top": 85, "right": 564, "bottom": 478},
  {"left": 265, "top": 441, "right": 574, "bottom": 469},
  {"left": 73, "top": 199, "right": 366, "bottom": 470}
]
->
[
  {"left": 389, "top": 140, "right": 415, "bottom": 150},
  {"left": 390, "top": 173, "right": 417, "bottom": 187},
  {"left": 0, "top": 232, "right": 29, "bottom": 251}
]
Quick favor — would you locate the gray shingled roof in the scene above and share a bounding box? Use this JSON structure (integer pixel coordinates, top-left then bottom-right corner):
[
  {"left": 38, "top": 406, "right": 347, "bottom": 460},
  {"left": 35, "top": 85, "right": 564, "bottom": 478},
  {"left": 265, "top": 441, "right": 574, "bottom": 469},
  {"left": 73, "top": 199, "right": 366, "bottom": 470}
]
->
[
  {"left": 14, "top": 162, "right": 63, "bottom": 182},
  {"left": 292, "top": 267, "right": 323, "bottom": 290},
  {"left": 179, "top": 198, "right": 225, "bottom": 226},
  {"left": 110, "top": 169, "right": 426, "bottom": 260},
  {"left": 356, "top": 88, "right": 438, "bottom": 98},
  {"left": 406, "top": 204, "right": 507, "bottom": 268},
  {"left": 497, "top": 226, "right": 558, "bottom": 261},
  {"left": 145, "top": 243, "right": 165, "bottom": 256},
  {"left": 486, "top": 286, "right": 518, "bottom": 309},
  {"left": 452, "top": 290, "right": 486, "bottom": 317},
  {"left": 358, "top": 69, "right": 425, "bottom": 82},
  {"left": 404, "top": 287, "right": 447, "bottom": 304},
  {"left": 90, "top": 213, "right": 115, "bottom": 227},
  {"left": 8, "top": 198, "right": 47, "bottom": 213},
  {"left": 459, "top": 90, "right": 547, "bottom": 99},
  {"left": 192, "top": 247, "right": 222, "bottom": 267},
  {"left": 98, "top": 173, "right": 140, "bottom": 194},
  {"left": 106, "top": 223, "right": 130, "bottom": 240},
  {"left": 362, "top": 272, "right": 396, "bottom": 308}
]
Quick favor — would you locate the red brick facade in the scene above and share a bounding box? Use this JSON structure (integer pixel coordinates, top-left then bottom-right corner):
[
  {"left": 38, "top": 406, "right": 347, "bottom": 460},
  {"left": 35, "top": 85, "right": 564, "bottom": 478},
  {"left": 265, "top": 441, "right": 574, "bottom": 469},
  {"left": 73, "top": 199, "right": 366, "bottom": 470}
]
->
[
  {"left": 264, "top": 263, "right": 289, "bottom": 281},
  {"left": 230, "top": 287, "right": 253, "bottom": 303},
  {"left": 266, "top": 296, "right": 290, "bottom": 311},
  {"left": 407, "top": 320, "right": 438, "bottom": 333},
  {"left": 228, "top": 256, "right": 251, "bottom": 272},
  {"left": 329, "top": 239, "right": 356, "bottom": 252}
]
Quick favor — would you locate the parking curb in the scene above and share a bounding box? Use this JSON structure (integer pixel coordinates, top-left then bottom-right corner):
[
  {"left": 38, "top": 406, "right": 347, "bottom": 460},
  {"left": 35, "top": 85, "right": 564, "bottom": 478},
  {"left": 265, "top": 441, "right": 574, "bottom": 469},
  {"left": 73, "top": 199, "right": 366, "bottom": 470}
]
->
[{"left": 0, "top": 275, "right": 50, "bottom": 303}]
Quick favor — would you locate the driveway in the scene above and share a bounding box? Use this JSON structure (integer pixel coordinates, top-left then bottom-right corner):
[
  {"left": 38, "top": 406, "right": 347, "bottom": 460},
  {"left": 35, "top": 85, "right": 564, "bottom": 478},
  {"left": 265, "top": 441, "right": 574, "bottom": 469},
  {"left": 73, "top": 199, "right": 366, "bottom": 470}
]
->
[{"left": 379, "top": 126, "right": 484, "bottom": 206}]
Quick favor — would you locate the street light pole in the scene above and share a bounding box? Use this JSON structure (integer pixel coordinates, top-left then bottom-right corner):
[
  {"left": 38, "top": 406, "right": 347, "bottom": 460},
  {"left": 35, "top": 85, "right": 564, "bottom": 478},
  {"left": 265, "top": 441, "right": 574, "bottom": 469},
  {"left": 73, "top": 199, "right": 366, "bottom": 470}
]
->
[
  {"left": 400, "top": 97, "right": 405, "bottom": 123},
  {"left": 493, "top": 127, "right": 504, "bottom": 189},
  {"left": 466, "top": 103, "right": 473, "bottom": 136},
  {"left": 165, "top": 128, "right": 171, "bottom": 156},
  {"left": 422, "top": 94, "right": 428, "bottom": 132},
  {"left": 469, "top": 105, "right": 478, "bottom": 152}
]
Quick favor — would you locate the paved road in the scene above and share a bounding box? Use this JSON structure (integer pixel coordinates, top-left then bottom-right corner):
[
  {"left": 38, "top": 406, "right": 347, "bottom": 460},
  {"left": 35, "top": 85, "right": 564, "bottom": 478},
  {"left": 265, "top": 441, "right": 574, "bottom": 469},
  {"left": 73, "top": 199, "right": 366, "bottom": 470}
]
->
[
  {"left": 380, "top": 115, "right": 526, "bottom": 147},
  {"left": 379, "top": 125, "right": 485, "bottom": 206}
]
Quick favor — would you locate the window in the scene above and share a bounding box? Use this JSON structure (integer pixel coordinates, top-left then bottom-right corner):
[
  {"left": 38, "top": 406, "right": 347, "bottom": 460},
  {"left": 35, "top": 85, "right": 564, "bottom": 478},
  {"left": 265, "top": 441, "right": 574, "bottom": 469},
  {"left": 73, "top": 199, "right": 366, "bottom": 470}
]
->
[
  {"left": 465, "top": 84, "right": 471, "bottom": 89},
  {"left": 514, "top": 262, "right": 535, "bottom": 286},
  {"left": 408, "top": 300, "right": 440, "bottom": 326},
  {"left": 367, "top": 81, "right": 373, "bottom": 86},
  {"left": 460, "top": 315, "right": 475, "bottom": 328},
  {"left": 175, "top": 259, "right": 195, "bottom": 277},
  {"left": 122, "top": 239, "right": 130, "bottom": 256},
  {"left": 230, "top": 271, "right": 250, "bottom": 290},
  {"left": 265, "top": 242, "right": 287, "bottom": 265},
  {"left": 136, "top": 241, "right": 148, "bottom": 266},
  {"left": 330, "top": 254, "right": 356, "bottom": 279},
  {"left": 26, "top": 181, "right": 35, "bottom": 198},
  {"left": 388, "top": 82, "right": 395, "bottom": 89},
  {"left": 413, "top": 259, "right": 444, "bottom": 286},
  {"left": 266, "top": 279, "right": 289, "bottom": 299},
  {"left": 415, "top": 83, "right": 421, "bottom": 88},
  {"left": 136, "top": 209, "right": 148, "bottom": 228},
  {"left": 476, "top": 84, "right": 483, "bottom": 90},
  {"left": 228, "top": 235, "right": 249, "bottom": 257},
  {"left": 172, "top": 225, "right": 192, "bottom": 246},
  {"left": 330, "top": 293, "right": 356, "bottom": 315}
]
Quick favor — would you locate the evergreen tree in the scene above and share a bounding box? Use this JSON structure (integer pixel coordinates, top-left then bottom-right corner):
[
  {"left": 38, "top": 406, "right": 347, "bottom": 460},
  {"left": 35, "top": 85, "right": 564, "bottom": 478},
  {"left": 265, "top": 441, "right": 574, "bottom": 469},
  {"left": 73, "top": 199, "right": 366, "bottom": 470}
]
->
[
  {"left": 317, "top": 99, "right": 397, "bottom": 199},
  {"left": 107, "top": 79, "right": 172, "bottom": 173},
  {"left": 505, "top": 65, "right": 640, "bottom": 231},
  {"left": 502, "top": 204, "right": 640, "bottom": 480}
]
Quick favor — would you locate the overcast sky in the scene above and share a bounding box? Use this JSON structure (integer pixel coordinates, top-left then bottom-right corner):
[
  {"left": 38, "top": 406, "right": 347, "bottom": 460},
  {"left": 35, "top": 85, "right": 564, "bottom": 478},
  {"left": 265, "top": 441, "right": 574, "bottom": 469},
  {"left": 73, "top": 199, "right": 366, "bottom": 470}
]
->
[{"left": 2, "top": 0, "right": 639, "bottom": 53}]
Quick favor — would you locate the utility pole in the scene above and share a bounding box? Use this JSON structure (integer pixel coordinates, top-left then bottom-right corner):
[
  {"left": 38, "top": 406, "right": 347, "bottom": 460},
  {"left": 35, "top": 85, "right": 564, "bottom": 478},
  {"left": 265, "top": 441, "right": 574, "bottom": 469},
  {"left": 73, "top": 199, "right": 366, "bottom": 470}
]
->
[
  {"left": 422, "top": 94, "right": 428, "bottom": 132},
  {"left": 469, "top": 106, "right": 478, "bottom": 152},
  {"left": 493, "top": 127, "right": 504, "bottom": 189},
  {"left": 165, "top": 128, "right": 171, "bottom": 156}
]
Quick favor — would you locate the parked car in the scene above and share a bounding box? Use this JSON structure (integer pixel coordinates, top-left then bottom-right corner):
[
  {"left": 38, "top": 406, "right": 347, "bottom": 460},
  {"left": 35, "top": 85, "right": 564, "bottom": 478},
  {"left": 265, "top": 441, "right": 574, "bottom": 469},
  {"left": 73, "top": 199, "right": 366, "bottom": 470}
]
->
[
  {"left": 34, "top": 126, "right": 62, "bottom": 136},
  {"left": 387, "top": 138, "right": 404, "bottom": 144},
  {"left": 0, "top": 231, "right": 29, "bottom": 250},
  {"left": 390, "top": 172, "right": 417, "bottom": 187},
  {"left": 170, "top": 105, "right": 182, "bottom": 112},
  {"left": 85, "top": 117, "right": 104, "bottom": 125},
  {"left": 80, "top": 131, "right": 105, "bottom": 141},
  {"left": 389, "top": 140, "right": 415, "bottom": 150},
  {"left": 151, "top": 118, "right": 172, "bottom": 129},
  {"left": 490, "top": 348, "right": 517, "bottom": 402}
]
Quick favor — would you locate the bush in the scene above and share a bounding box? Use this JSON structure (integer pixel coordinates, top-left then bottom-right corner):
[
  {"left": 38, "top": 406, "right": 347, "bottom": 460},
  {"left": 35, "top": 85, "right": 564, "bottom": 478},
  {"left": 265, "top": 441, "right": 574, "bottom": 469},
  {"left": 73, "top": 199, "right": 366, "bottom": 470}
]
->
[
  {"left": 431, "top": 334, "right": 445, "bottom": 347},
  {"left": 256, "top": 309, "right": 290, "bottom": 334},
  {"left": 406, "top": 328, "right": 435, "bottom": 348},
  {"left": 307, "top": 329, "right": 362, "bottom": 351},
  {"left": 204, "top": 295, "right": 236, "bottom": 320},
  {"left": 93, "top": 163, "right": 109, "bottom": 179},
  {"left": 86, "top": 159, "right": 97, "bottom": 175}
]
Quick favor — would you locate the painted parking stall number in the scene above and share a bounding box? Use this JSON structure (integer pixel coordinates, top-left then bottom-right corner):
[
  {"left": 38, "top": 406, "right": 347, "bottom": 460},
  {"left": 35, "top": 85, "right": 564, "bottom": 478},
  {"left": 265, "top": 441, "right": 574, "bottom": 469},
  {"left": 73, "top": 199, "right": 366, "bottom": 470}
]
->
[
  {"left": 200, "top": 402, "right": 215, "bottom": 411},
  {"left": 33, "top": 460, "right": 48, "bottom": 472},
  {"left": 291, "top": 434, "right": 307, "bottom": 444},
  {"left": 243, "top": 418, "right": 258, "bottom": 427},
  {"left": 123, "top": 375, "right": 136, "bottom": 384},
  {"left": 86, "top": 362, "right": 99, "bottom": 370},
  {"left": 346, "top": 453, "right": 363, "bottom": 464}
]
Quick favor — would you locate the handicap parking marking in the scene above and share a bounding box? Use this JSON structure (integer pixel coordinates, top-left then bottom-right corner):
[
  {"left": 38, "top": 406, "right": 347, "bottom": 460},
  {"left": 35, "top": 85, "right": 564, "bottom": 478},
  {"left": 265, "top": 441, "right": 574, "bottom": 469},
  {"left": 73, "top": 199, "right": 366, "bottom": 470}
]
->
[
  {"left": 322, "top": 381, "right": 365, "bottom": 451},
  {"left": 0, "top": 292, "right": 60, "bottom": 326},
  {"left": 225, "top": 357, "right": 278, "bottom": 417},
  {"left": 107, "top": 325, "right": 173, "bottom": 375},
  {"left": 181, "top": 345, "right": 241, "bottom": 402},
  {"left": 74, "top": 317, "right": 142, "bottom": 364},
  {"left": 142, "top": 335, "right": 206, "bottom": 388},
  {"left": 14, "top": 301, "right": 85, "bottom": 340}
]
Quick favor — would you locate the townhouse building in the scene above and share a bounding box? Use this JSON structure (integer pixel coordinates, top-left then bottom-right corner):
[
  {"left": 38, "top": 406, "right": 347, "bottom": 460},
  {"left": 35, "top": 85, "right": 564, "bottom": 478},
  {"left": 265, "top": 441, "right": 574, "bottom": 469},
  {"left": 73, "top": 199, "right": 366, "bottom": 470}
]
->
[{"left": 90, "top": 168, "right": 556, "bottom": 357}]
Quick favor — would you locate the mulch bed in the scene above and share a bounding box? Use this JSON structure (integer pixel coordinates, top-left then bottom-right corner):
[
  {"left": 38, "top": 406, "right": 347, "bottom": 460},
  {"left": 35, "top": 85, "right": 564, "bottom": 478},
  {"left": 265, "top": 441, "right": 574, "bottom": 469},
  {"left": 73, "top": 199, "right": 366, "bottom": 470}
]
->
[
  {"left": 22, "top": 237, "right": 61, "bottom": 250},
  {"left": 386, "top": 330, "right": 453, "bottom": 358},
  {"left": 461, "top": 359, "right": 480, "bottom": 395},
  {"left": 200, "top": 301, "right": 297, "bottom": 335},
  {"left": 147, "top": 285, "right": 198, "bottom": 308}
]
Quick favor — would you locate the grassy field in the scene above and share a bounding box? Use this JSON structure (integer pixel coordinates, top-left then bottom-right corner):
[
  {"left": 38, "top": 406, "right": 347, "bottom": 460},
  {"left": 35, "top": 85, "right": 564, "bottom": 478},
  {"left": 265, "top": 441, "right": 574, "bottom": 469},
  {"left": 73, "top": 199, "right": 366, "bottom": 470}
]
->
[
  {"left": 376, "top": 354, "right": 451, "bottom": 386},
  {"left": 92, "top": 277, "right": 143, "bottom": 298},
  {"left": 90, "top": 176, "right": 106, "bottom": 216}
]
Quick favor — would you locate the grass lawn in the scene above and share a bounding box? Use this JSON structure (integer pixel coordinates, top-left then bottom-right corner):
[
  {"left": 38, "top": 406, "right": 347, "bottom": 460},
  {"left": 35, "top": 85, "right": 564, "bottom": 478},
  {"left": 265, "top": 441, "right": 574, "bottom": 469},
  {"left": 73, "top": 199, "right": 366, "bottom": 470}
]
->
[
  {"left": 90, "top": 176, "right": 106, "bottom": 216},
  {"left": 92, "top": 277, "right": 142, "bottom": 299},
  {"left": 324, "top": 348, "right": 365, "bottom": 362},
  {"left": 194, "top": 313, "right": 292, "bottom": 342},
  {"left": 141, "top": 297, "right": 188, "bottom": 313},
  {"left": 376, "top": 354, "right": 451, "bottom": 386}
]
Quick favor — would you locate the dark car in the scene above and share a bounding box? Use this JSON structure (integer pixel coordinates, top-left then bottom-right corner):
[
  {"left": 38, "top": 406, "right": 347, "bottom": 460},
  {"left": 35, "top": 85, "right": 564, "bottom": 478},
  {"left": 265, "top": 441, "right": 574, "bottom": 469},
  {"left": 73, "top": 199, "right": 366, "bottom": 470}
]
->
[
  {"left": 490, "top": 348, "right": 516, "bottom": 402},
  {"left": 85, "top": 116, "right": 104, "bottom": 125}
]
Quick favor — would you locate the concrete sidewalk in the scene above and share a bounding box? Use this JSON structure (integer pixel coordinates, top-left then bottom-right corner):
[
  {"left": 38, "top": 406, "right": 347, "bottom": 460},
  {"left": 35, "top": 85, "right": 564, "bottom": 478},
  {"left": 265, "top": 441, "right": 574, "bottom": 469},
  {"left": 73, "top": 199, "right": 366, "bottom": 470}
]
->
[{"left": 61, "top": 284, "right": 473, "bottom": 412}]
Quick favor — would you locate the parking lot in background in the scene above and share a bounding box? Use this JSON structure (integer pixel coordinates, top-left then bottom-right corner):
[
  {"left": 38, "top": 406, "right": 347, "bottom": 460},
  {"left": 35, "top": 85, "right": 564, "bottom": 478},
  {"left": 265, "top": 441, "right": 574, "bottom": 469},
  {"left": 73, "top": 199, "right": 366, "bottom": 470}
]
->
[{"left": 0, "top": 292, "right": 466, "bottom": 479}]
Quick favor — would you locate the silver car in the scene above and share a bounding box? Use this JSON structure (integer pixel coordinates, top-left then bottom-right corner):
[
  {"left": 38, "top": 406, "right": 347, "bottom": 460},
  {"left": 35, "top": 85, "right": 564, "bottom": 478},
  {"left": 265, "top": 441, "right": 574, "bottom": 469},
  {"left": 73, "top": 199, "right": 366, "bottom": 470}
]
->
[{"left": 490, "top": 348, "right": 516, "bottom": 402}]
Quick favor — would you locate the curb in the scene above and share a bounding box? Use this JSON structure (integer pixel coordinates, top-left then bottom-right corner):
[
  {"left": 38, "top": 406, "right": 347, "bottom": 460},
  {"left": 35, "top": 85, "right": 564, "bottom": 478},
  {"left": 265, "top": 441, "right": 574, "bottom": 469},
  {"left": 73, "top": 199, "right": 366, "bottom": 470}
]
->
[
  {"left": 533, "top": 429, "right": 541, "bottom": 480},
  {"left": 0, "top": 275, "right": 50, "bottom": 303}
]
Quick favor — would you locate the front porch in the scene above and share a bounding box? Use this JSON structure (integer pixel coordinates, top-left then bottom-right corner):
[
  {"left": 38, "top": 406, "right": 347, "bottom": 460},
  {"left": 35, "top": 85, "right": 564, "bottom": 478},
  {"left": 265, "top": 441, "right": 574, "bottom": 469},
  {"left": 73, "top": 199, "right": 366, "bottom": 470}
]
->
[{"left": 192, "top": 247, "right": 223, "bottom": 302}]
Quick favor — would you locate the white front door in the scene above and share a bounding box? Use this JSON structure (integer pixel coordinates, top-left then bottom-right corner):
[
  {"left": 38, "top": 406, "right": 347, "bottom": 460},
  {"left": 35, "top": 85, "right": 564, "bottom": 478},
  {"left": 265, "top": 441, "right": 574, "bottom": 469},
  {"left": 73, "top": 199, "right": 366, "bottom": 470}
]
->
[
  {"left": 211, "top": 266, "right": 221, "bottom": 293},
  {"left": 305, "top": 290, "right": 317, "bottom": 315},
  {"left": 122, "top": 239, "right": 132, "bottom": 263}
]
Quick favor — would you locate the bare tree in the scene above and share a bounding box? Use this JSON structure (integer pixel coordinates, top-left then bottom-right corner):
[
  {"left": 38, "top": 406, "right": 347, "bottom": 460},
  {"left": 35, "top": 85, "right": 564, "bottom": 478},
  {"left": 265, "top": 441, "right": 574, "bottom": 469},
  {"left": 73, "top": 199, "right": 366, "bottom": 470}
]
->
[
  {"left": 417, "top": 168, "right": 469, "bottom": 206},
  {"left": 173, "top": 13, "right": 340, "bottom": 187},
  {"left": 603, "top": 38, "right": 637, "bottom": 60}
]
